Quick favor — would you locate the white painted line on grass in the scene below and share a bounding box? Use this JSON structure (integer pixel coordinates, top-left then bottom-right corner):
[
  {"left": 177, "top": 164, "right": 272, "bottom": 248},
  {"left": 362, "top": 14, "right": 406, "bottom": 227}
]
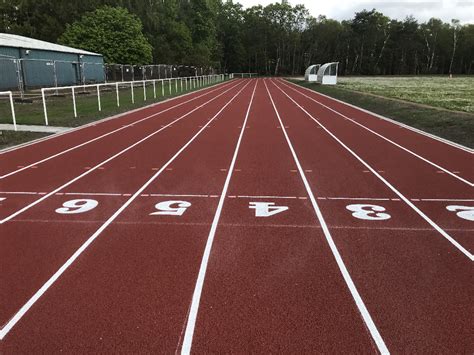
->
[
  {"left": 0, "top": 81, "right": 236, "bottom": 179},
  {"left": 279, "top": 80, "right": 473, "bottom": 187},
  {"left": 0, "top": 80, "right": 252, "bottom": 341},
  {"left": 272, "top": 79, "right": 474, "bottom": 261},
  {"left": 281, "top": 79, "right": 473, "bottom": 154},
  {"left": 265, "top": 80, "right": 390, "bottom": 354},
  {"left": 181, "top": 80, "right": 258, "bottom": 355},
  {"left": 0, "top": 81, "right": 244, "bottom": 225}
]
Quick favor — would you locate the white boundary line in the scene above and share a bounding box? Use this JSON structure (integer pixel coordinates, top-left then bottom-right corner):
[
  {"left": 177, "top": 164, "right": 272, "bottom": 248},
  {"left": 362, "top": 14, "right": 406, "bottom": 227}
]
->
[
  {"left": 0, "top": 81, "right": 236, "bottom": 179},
  {"left": 0, "top": 79, "right": 234, "bottom": 155},
  {"left": 278, "top": 80, "right": 473, "bottom": 187},
  {"left": 265, "top": 80, "right": 390, "bottom": 353},
  {"left": 272, "top": 79, "right": 473, "bottom": 261},
  {"left": 0, "top": 80, "right": 252, "bottom": 341},
  {"left": 282, "top": 79, "right": 473, "bottom": 154},
  {"left": 181, "top": 81, "right": 258, "bottom": 354},
  {"left": 0, "top": 81, "right": 244, "bottom": 225}
]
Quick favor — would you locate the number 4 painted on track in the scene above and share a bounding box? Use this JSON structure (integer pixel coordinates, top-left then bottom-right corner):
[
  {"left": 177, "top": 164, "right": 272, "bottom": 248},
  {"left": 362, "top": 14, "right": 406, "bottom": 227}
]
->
[{"left": 249, "top": 202, "right": 289, "bottom": 217}]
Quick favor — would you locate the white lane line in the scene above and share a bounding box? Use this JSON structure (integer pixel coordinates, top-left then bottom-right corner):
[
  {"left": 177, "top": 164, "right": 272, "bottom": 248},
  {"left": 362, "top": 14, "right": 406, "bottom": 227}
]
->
[
  {"left": 0, "top": 81, "right": 244, "bottom": 225},
  {"left": 0, "top": 80, "right": 252, "bottom": 341},
  {"left": 265, "top": 80, "right": 390, "bottom": 354},
  {"left": 278, "top": 80, "right": 473, "bottom": 187},
  {"left": 148, "top": 193, "right": 211, "bottom": 198},
  {"left": 236, "top": 195, "right": 298, "bottom": 199},
  {"left": 181, "top": 80, "right": 258, "bottom": 355},
  {"left": 272, "top": 79, "right": 474, "bottom": 261},
  {"left": 418, "top": 198, "right": 474, "bottom": 202},
  {"left": 0, "top": 79, "right": 235, "bottom": 155},
  {"left": 281, "top": 79, "right": 474, "bottom": 154},
  {"left": 64, "top": 192, "right": 125, "bottom": 197},
  {"left": 0, "top": 81, "right": 236, "bottom": 179}
]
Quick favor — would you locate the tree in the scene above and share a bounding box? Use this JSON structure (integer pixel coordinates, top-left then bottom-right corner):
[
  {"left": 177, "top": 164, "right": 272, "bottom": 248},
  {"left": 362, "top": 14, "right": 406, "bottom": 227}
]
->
[{"left": 58, "top": 6, "right": 152, "bottom": 64}]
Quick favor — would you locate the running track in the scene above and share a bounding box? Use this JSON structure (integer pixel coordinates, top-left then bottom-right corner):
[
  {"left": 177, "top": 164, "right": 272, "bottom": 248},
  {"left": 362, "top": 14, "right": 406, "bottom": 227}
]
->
[{"left": 0, "top": 78, "right": 472, "bottom": 353}]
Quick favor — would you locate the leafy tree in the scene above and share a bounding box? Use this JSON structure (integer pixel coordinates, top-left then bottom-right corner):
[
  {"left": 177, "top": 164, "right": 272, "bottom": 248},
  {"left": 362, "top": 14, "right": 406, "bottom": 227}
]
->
[{"left": 58, "top": 6, "right": 152, "bottom": 64}]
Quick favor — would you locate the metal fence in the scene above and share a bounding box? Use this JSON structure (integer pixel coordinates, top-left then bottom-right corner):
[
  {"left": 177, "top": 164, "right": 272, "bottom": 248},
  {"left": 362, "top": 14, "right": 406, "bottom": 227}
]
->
[{"left": 0, "top": 57, "right": 217, "bottom": 95}]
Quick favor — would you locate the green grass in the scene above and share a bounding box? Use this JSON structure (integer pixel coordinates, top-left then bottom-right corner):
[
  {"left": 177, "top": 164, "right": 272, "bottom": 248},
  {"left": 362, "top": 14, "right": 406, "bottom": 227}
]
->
[
  {"left": 290, "top": 78, "right": 474, "bottom": 148},
  {"left": 0, "top": 130, "right": 51, "bottom": 150},
  {"left": 0, "top": 79, "right": 222, "bottom": 128},
  {"left": 337, "top": 76, "right": 474, "bottom": 113}
]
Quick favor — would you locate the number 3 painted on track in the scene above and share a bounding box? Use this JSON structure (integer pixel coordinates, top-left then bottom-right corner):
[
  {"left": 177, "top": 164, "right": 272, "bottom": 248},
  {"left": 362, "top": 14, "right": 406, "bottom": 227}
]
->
[
  {"left": 346, "top": 204, "right": 391, "bottom": 221},
  {"left": 446, "top": 205, "right": 474, "bottom": 221},
  {"left": 55, "top": 199, "right": 99, "bottom": 214},
  {"left": 150, "top": 200, "right": 191, "bottom": 216}
]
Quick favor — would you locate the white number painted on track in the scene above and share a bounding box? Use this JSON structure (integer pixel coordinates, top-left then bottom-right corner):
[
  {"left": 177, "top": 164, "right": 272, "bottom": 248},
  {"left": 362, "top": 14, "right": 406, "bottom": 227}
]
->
[
  {"left": 55, "top": 199, "right": 99, "bottom": 214},
  {"left": 0, "top": 197, "right": 5, "bottom": 203},
  {"left": 446, "top": 205, "right": 474, "bottom": 221},
  {"left": 249, "top": 202, "right": 289, "bottom": 217},
  {"left": 346, "top": 204, "right": 391, "bottom": 221},
  {"left": 150, "top": 200, "right": 191, "bottom": 216}
]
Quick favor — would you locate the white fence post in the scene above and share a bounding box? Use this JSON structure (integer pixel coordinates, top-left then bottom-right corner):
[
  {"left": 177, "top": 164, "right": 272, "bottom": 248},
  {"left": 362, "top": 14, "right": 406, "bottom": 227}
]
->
[
  {"left": 131, "top": 82, "right": 135, "bottom": 104},
  {"left": 96, "top": 84, "right": 101, "bottom": 111},
  {"left": 169, "top": 79, "right": 172, "bottom": 95},
  {"left": 1, "top": 91, "right": 18, "bottom": 131},
  {"left": 41, "top": 88, "right": 49, "bottom": 126},
  {"left": 153, "top": 80, "right": 156, "bottom": 99},
  {"left": 143, "top": 80, "right": 146, "bottom": 101},
  {"left": 175, "top": 78, "right": 178, "bottom": 93},
  {"left": 161, "top": 79, "right": 165, "bottom": 97},
  {"left": 72, "top": 87, "right": 77, "bottom": 118},
  {"left": 116, "top": 82, "right": 120, "bottom": 107}
]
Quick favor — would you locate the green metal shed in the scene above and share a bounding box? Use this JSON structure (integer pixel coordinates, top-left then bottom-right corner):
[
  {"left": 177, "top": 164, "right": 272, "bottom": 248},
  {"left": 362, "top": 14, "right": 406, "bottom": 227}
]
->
[{"left": 0, "top": 33, "right": 105, "bottom": 91}]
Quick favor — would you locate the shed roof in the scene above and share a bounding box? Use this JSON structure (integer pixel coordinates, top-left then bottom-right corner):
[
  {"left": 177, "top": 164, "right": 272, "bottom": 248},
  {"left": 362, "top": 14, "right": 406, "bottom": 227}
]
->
[{"left": 0, "top": 33, "right": 101, "bottom": 56}]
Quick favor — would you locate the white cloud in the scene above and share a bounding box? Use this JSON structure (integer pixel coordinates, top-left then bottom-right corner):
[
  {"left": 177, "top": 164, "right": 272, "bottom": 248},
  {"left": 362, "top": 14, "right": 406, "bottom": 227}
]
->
[{"left": 237, "top": 0, "right": 474, "bottom": 24}]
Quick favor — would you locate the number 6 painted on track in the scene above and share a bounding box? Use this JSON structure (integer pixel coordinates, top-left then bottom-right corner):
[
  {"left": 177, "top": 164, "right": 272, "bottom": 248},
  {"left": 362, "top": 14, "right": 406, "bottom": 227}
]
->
[
  {"left": 55, "top": 199, "right": 99, "bottom": 214},
  {"left": 446, "top": 205, "right": 474, "bottom": 221},
  {"left": 346, "top": 204, "right": 391, "bottom": 221},
  {"left": 150, "top": 200, "right": 191, "bottom": 216}
]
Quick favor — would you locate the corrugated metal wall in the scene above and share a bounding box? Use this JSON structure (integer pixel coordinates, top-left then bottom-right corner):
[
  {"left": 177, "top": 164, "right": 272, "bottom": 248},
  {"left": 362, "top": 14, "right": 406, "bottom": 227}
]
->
[{"left": 0, "top": 45, "right": 105, "bottom": 90}]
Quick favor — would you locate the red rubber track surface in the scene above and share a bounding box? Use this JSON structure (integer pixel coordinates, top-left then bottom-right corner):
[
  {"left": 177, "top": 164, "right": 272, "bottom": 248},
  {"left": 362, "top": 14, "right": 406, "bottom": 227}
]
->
[{"left": 0, "top": 78, "right": 472, "bottom": 353}]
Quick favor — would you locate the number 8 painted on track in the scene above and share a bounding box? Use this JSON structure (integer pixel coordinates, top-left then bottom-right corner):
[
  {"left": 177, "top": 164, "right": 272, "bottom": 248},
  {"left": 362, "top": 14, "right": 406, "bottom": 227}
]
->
[
  {"left": 346, "top": 204, "right": 391, "bottom": 220},
  {"left": 55, "top": 199, "right": 99, "bottom": 214},
  {"left": 446, "top": 205, "right": 474, "bottom": 221}
]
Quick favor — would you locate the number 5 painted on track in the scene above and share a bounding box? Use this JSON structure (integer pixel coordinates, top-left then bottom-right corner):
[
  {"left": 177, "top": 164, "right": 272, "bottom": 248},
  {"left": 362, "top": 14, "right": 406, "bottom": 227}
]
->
[
  {"left": 55, "top": 199, "right": 99, "bottom": 214},
  {"left": 446, "top": 205, "right": 474, "bottom": 221},
  {"left": 150, "top": 200, "right": 191, "bottom": 216},
  {"left": 346, "top": 204, "right": 391, "bottom": 220},
  {"left": 249, "top": 202, "right": 289, "bottom": 217}
]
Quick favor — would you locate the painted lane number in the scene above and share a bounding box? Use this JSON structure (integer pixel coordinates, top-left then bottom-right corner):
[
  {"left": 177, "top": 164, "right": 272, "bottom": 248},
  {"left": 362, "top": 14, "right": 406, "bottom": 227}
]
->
[
  {"left": 446, "top": 205, "right": 474, "bottom": 221},
  {"left": 249, "top": 202, "right": 289, "bottom": 217},
  {"left": 55, "top": 199, "right": 99, "bottom": 214},
  {"left": 346, "top": 204, "right": 391, "bottom": 220},
  {"left": 150, "top": 200, "right": 191, "bottom": 216}
]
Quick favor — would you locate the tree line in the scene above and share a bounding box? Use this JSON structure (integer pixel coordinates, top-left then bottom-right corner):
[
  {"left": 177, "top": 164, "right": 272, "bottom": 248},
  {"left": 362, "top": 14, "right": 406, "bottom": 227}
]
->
[{"left": 1, "top": 0, "right": 473, "bottom": 75}]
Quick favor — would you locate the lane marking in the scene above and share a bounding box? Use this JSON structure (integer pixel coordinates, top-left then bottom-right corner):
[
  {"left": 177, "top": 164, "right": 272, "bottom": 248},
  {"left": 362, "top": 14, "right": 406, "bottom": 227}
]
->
[
  {"left": 181, "top": 80, "right": 258, "bottom": 354},
  {"left": 272, "top": 79, "right": 473, "bottom": 261},
  {"left": 6, "top": 218, "right": 474, "bottom": 232},
  {"left": 0, "top": 79, "right": 235, "bottom": 155},
  {"left": 281, "top": 79, "right": 473, "bottom": 154},
  {"left": 0, "top": 79, "right": 253, "bottom": 341},
  {"left": 279, "top": 79, "right": 473, "bottom": 187},
  {"left": 0, "top": 81, "right": 236, "bottom": 179},
  {"left": 265, "top": 80, "right": 390, "bottom": 354},
  {"left": 0, "top": 81, "right": 244, "bottom": 225}
]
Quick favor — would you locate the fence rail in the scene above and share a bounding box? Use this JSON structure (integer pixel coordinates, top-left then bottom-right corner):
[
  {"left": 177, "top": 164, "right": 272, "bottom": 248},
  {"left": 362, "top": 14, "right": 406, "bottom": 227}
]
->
[{"left": 41, "top": 74, "right": 224, "bottom": 126}]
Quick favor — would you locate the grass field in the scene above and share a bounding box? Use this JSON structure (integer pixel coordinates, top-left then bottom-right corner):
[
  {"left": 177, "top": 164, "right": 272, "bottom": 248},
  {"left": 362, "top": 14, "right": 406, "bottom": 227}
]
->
[
  {"left": 337, "top": 76, "right": 474, "bottom": 113},
  {"left": 0, "top": 79, "right": 219, "bottom": 128},
  {"left": 292, "top": 77, "right": 474, "bottom": 148},
  {"left": 0, "top": 130, "right": 51, "bottom": 150}
]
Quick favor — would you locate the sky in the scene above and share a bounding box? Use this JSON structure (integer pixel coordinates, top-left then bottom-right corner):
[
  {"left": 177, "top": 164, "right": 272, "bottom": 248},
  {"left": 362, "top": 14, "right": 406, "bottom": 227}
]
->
[{"left": 237, "top": 0, "right": 474, "bottom": 24}]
